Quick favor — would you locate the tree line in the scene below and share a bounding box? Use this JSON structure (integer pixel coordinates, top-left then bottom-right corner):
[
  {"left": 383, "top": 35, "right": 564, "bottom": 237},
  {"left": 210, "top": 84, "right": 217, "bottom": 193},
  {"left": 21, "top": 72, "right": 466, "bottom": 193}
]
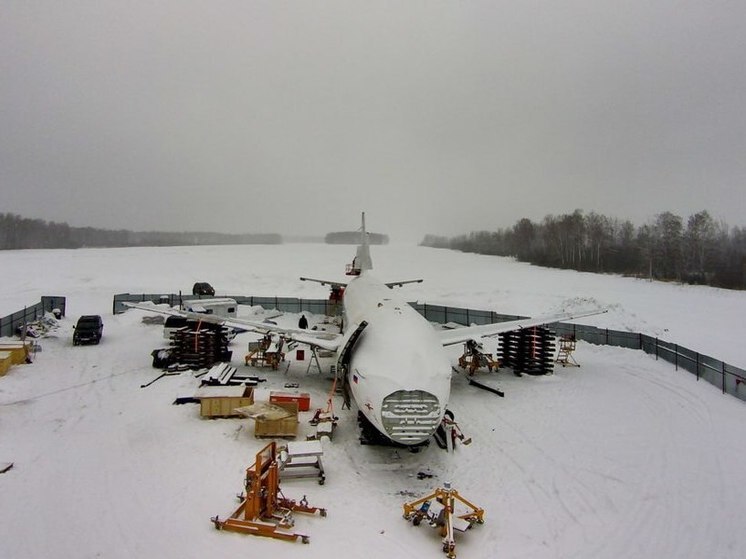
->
[
  {"left": 0, "top": 213, "right": 282, "bottom": 249},
  {"left": 421, "top": 210, "right": 746, "bottom": 290},
  {"left": 325, "top": 231, "right": 389, "bottom": 244}
]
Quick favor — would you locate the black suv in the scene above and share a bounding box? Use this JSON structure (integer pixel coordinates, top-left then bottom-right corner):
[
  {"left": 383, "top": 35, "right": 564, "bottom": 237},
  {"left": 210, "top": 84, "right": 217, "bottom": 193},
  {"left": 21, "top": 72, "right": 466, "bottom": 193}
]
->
[
  {"left": 192, "top": 282, "right": 215, "bottom": 296},
  {"left": 73, "top": 315, "right": 104, "bottom": 345}
]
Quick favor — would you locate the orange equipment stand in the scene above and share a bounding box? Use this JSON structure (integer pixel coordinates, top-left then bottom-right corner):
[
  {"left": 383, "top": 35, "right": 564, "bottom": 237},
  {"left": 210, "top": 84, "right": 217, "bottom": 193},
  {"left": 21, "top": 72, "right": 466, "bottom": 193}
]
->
[
  {"left": 211, "top": 442, "right": 326, "bottom": 544},
  {"left": 458, "top": 341, "right": 499, "bottom": 375}
]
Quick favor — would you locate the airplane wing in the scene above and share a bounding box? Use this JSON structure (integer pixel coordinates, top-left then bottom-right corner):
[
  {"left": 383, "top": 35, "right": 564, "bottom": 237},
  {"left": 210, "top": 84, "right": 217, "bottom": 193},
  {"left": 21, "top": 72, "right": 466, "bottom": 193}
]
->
[
  {"left": 385, "top": 279, "right": 423, "bottom": 288},
  {"left": 438, "top": 308, "right": 608, "bottom": 347},
  {"left": 123, "top": 302, "right": 343, "bottom": 352}
]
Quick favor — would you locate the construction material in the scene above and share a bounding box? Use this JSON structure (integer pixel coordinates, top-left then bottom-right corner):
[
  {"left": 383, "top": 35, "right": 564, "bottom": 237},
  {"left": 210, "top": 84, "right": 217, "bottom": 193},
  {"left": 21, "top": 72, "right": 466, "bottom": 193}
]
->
[
  {"left": 402, "top": 482, "right": 485, "bottom": 559},
  {"left": 140, "top": 370, "right": 180, "bottom": 388},
  {"left": 195, "top": 385, "right": 254, "bottom": 418},
  {"left": 497, "top": 326, "right": 556, "bottom": 375},
  {"left": 211, "top": 442, "right": 325, "bottom": 543},
  {"left": 168, "top": 323, "right": 232, "bottom": 370},
  {"left": 202, "top": 363, "right": 237, "bottom": 385},
  {"left": 467, "top": 376, "right": 505, "bottom": 397},
  {"left": 270, "top": 391, "right": 311, "bottom": 412},
  {"left": 201, "top": 362, "right": 264, "bottom": 386}
]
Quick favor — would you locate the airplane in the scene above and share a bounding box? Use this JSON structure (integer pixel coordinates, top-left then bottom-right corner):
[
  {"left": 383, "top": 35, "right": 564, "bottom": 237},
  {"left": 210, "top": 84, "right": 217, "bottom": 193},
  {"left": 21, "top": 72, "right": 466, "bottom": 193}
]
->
[{"left": 125, "top": 213, "right": 606, "bottom": 448}]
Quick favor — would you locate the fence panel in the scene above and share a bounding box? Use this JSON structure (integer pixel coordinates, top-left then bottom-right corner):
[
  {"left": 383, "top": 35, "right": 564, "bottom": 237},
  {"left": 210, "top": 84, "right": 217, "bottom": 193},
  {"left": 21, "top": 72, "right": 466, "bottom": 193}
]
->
[
  {"left": 575, "top": 324, "right": 608, "bottom": 346},
  {"left": 275, "top": 297, "right": 301, "bottom": 313},
  {"left": 725, "top": 363, "right": 746, "bottom": 402},
  {"left": 698, "top": 354, "right": 723, "bottom": 390},
  {"left": 469, "top": 309, "right": 498, "bottom": 325},
  {"left": 420, "top": 304, "right": 447, "bottom": 325},
  {"left": 301, "top": 299, "right": 330, "bottom": 316},
  {"left": 1, "top": 297, "right": 66, "bottom": 338},
  {"left": 606, "top": 330, "right": 642, "bottom": 350},
  {"left": 673, "top": 345, "right": 697, "bottom": 374}
]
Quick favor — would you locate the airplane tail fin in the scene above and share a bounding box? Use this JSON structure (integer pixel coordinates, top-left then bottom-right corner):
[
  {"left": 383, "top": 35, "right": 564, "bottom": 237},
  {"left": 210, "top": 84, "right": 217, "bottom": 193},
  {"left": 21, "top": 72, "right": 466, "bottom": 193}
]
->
[
  {"left": 347, "top": 212, "right": 373, "bottom": 275},
  {"left": 356, "top": 212, "right": 373, "bottom": 271}
]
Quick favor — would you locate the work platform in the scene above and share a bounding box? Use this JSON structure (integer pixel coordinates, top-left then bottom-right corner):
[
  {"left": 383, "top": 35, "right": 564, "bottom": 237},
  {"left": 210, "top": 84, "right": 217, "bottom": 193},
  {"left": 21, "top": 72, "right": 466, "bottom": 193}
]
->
[{"left": 279, "top": 440, "right": 326, "bottom": 485}]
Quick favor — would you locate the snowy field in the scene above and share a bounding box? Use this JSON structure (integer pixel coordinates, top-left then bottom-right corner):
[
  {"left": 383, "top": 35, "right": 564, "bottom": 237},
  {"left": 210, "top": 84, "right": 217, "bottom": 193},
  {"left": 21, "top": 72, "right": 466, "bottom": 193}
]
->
[{"left": 2, "top": 243, "right": 746, "bottom": 559}]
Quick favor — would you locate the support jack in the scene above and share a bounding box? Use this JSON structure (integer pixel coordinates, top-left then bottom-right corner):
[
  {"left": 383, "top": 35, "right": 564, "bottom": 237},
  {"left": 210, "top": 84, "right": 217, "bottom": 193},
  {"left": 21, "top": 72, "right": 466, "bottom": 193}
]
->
[
  {"left": 402, "top": 482, "right": 485, "bottom": 558},
  {"left": 211, "top": 442, "right": 326, "bottom": 544}
]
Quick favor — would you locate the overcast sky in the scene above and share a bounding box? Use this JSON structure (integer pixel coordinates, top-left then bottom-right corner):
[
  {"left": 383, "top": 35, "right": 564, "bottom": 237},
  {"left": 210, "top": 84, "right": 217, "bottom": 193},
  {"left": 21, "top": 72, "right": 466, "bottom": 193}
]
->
[{"left": 2, "top": 1, "right": 745, "bottom": 241}]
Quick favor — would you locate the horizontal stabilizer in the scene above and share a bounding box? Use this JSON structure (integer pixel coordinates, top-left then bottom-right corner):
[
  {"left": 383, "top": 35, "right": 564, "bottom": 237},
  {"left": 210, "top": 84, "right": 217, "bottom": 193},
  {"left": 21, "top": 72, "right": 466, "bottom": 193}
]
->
[
  {"left": 385, "top": 279, "right": 424, "bottom": 288},
  {"left": 299, "top": 277, "right": 347, "bottom": 288}
]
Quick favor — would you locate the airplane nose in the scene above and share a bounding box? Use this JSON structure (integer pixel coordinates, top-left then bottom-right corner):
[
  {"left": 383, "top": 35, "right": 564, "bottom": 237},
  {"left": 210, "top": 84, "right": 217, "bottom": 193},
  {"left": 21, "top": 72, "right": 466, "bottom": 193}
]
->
[{"left": 381, "top": 389, "right": 442, "bottom": 445}]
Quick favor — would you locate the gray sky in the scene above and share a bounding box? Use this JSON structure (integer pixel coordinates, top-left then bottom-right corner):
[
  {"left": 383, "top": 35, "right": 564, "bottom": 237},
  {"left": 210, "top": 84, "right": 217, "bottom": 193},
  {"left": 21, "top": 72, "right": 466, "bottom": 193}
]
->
[{"left": 2, "top": 1, "right": 745, "bottom": 241}]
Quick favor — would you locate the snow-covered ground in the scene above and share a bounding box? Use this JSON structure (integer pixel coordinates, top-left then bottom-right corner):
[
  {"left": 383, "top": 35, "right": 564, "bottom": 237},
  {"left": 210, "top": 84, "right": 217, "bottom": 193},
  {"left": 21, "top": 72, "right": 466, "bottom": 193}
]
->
[{"left": 2, "top": 244, "right": 746, "bottom": 559}]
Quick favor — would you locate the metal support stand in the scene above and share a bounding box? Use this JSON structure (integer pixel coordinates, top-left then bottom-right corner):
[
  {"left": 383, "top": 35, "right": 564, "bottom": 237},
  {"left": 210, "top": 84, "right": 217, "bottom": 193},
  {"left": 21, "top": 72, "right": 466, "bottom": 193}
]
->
[
  {"left": 305, "top": 346, "right": 323, "bottom": 375},
  {"left": 402, "top": 482, "right": 485, "bottom": 559},
  {"left": 555, "top": 336, "right": 580, "bottom": 367}
]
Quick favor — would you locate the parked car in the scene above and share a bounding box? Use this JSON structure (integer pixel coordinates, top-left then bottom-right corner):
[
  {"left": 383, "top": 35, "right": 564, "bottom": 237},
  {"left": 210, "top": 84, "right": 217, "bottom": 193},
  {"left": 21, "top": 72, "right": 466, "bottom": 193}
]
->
[
  {"left": 73, "top": 315, "right": 103, "bottom": 345},
  {"left": 192, "top": 282, "right": 215, "bottom": 296}
]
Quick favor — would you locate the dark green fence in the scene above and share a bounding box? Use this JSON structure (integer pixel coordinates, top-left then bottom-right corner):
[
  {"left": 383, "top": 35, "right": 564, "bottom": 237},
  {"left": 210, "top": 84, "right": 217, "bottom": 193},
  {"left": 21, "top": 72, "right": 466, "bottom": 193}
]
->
[
  {"left": 0, "top": 296, "right": 66, "bottom": 338},
  {"left": 112, "top": 293, "right": 332, "bottom": 317}
]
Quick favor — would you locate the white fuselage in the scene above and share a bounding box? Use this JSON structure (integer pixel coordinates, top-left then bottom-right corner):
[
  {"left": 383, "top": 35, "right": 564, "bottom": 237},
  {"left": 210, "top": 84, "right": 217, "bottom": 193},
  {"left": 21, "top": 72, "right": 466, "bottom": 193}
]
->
[{"left": 341, "top": 272, "right": 452, "bottom": 445}]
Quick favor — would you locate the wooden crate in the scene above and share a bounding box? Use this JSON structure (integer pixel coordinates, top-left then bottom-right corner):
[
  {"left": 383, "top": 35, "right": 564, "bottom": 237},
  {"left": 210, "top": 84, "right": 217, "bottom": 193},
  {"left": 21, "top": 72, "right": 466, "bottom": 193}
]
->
[
  {"left": 0, "top": 352, "right": 12, "bottom": 376},
  {"left": 254, "top": 401, "right": 298, "bottom": 439},
  {"left": 0, "top": 343, "right": 31, "bottom": 365},
  {"left": 196, "top": 386, "right": 254, "bottom": 418}
]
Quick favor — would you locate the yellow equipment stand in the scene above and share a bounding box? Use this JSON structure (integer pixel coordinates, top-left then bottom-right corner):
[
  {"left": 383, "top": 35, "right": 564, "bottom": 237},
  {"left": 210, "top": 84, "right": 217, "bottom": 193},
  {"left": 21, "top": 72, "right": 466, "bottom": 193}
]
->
[
  {"left": 555, "top": 335, "right": 580, "bottom": 367},
  {"left": 211, "top": 442, "right": 326, "bottom": 544},
  {"left": 402, "top": 482, "right": 485, "bottom": 558},
  {"left": 244, "top": 334, "right": 286, "bottom": 369}
]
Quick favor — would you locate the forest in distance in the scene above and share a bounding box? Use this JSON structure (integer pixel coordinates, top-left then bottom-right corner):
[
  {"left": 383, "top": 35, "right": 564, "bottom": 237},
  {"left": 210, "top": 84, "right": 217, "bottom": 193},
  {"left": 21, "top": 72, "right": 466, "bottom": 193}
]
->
[
  {"left": 0, "top": 213, "right": 282, "bottom": 249},
  {"left": 4, "top": 209, "right": 745, "bottom": 290},
  {"left": 0, "top": 213, "right": 387, "bottom": 250},
  {"left": 421, "top": 210, "right": 746, "bottom": 290}
]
